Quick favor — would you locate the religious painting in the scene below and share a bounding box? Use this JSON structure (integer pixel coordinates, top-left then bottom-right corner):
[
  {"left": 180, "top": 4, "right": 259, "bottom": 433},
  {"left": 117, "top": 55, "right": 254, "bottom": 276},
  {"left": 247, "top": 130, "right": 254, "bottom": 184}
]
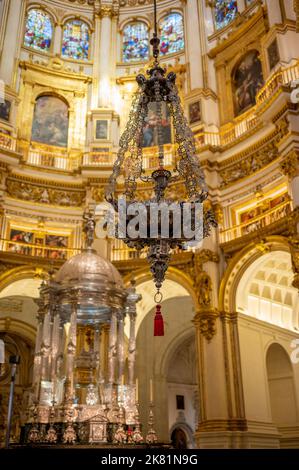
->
[
  {"left": 267, "top": 39, "right": 280, "bottom": 71},
  {"left": 95, "top": 120, "right": 108, "bottom": 140},
  {"left": 24, "top": 9, "right": 53, "bottom": 52},
  {"left": 9, "top": 230, "right": 33, "bottom": 255},
  {"left": 232, "top": 50, "right": 264, "bottom": 116},
  {"left": 215, "top": 1, "right": 238, "bottom": 30},
  {"left": 62, "top": 20, "right": 89, "bottom": 61},
  {"left": 142, "top": 102, "right": 172, "bottom": 148},
  {"left": 189, "top": 101, "right": 201, "bottom": 125},
  {"left": 122, "top": 22, "right": 149, "bottom": 63},
  {"left": 31, "top": 95, "right": 69, "bottom": 147},
  {"left": 159, "top": 13, "right": 184, "bottom": 56},
  {"left": 0, "top": 100, "right": 11, "bottom": 121},
  {"left": 45, "top": 235, "right": 68, "bottom": 260}
]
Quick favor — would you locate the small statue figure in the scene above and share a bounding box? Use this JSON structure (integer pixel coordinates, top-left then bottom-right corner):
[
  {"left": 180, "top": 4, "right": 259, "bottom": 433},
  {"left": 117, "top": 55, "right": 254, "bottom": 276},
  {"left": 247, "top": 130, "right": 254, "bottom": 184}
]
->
[
  {"left": 197, "top": 272, "right": 212, "bottom": 308},
  {"left": 83, "top": 208, "right": 96, "bottom": 248}
]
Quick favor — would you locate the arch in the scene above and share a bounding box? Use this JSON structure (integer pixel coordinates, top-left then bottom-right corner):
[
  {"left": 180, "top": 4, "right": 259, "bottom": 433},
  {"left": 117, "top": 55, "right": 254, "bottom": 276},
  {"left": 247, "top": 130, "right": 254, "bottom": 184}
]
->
[
  {"left": 0, "top": 319, "right": 36, "bottom": 345},
  {"left": 31, "top": 94, "right": 69, "bottom": 148},
  {"left": 266, "top": 343, "right": 298, "bottom": 425},
  {"left": 236, "top": 250, "right": 299, "bottom": 330},
  {"left": 232, "top": 49, "right": 264, "bottom": 116},
  {"left": 0, "top": 266, "right": 46, "bottom": 294},
  {"left": 219, "top": 236, "right": 290, "bottom": 313},
  {"left": 61, "top": 19, "right": 90, "bottom": 60},
  {"left": 23, "top": 7, "right": 54, "bottom": 53},
  {"left": 159, "top": 12, "right": 184, "bottom": 56},
  {"left": 122, "top": 21, "right": 149, "bottom": 63},
  {"left": 214, "top": 1, "right": 238, "bottom": 31},
  {"left": 123, "top": 265, "right": 198, "bottom": 309},
  {"left": 170, "top": 423, "right": 195, "bottom": 449}
]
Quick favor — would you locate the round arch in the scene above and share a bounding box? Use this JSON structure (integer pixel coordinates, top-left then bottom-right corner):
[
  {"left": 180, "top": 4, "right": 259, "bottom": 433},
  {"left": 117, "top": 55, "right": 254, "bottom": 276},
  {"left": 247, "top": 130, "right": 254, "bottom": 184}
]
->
[
  {"left": 123, "top": 265, "right": 198, "bottom": 308},
  {"left": 0, "top": 266, "right": 46, "bottom": 294},
  {"left": 25, "top": 3, "right": 59, "bottom": 26},
  {"left": 169, "top": 422, "right": 195, "bottom": 449},
  {"left": 219, "top": 236, "right": 290, "bottom": 313}
]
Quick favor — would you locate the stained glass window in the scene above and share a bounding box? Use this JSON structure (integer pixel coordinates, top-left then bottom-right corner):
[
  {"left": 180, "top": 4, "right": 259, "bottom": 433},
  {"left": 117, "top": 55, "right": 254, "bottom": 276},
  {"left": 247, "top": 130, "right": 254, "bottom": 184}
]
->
[
  {"left": 24, "top": 9, "right": 53, "bottom": 52},
  {"left": 62, "top": 20, "right": 89, "bottom": 60},
  {"left": 122, "top": 22, "right": 149, "bottom": 62},
  {"left": 159, "top": 13, "right": 184, "bottom": 56},
  {"left": 215, "top": 1, "right": 238, "bottom": 30}
]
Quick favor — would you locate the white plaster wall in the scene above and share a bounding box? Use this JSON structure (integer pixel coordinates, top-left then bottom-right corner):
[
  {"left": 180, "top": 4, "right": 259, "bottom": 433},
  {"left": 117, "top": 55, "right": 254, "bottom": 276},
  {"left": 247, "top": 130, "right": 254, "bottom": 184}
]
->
[{"left": 238, "top": 314, "right": 299, "bottom": 426}]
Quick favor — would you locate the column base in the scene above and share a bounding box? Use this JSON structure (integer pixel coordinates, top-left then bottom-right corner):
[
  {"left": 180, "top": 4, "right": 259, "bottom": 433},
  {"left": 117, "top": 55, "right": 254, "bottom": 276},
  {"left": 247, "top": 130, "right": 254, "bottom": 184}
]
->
[{"left": 195, "top": 420, "right": 282, "bottom": 448}]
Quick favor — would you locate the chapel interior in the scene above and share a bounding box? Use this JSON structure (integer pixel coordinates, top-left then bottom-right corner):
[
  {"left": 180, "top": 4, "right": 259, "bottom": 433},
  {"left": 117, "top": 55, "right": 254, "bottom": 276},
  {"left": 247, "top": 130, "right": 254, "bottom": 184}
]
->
[{"left": 0, "top": 0, "right": 299, "bottom": 450}]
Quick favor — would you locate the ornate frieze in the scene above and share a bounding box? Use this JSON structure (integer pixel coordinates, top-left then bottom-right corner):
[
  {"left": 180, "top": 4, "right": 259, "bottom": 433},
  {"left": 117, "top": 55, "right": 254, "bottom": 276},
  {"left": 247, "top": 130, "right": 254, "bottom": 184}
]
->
[
  {"left": 219, "top": 117, "right": 290, "bottom": 187},
  {"left": 6, "top": 177, "right": 85, "bottom": 207}
]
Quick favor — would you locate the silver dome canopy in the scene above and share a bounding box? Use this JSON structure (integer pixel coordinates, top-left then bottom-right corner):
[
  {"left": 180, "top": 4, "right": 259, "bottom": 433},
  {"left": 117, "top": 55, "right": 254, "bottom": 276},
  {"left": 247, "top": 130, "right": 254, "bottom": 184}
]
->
[
  {"left": 55, "top": 248, "right": 123, "bottom": 288},
  {"left": 53, "top": 246, "right": 126, "bottom": 324}
]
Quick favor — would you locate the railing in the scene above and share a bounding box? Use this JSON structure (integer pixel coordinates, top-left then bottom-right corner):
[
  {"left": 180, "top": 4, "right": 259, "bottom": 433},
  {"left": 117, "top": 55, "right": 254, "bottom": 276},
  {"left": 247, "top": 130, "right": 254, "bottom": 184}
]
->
[
  {"left": 82, "top": 151, "right": 116, "bottom": 167},
  {"left": 220, "top": 200, "right": 292, "bottom": 243},
  {"left": 0, "top": 130, "right": 17, "bottom": 152},
  {"left": 0, "top": 238, "right": 80, "bottom": 260},
  {"left": 25, "top": 142, "right": 80, "bottom": 172},
  {"left": 1, "top": 62, "right": 298, "bottom": 170}
]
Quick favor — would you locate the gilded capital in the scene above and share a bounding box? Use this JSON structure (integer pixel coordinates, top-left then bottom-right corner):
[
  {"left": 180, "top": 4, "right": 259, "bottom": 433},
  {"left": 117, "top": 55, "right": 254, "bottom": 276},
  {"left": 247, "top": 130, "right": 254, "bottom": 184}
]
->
[{"left": 98, "top": 6, "right": 119, "bottom": 19}]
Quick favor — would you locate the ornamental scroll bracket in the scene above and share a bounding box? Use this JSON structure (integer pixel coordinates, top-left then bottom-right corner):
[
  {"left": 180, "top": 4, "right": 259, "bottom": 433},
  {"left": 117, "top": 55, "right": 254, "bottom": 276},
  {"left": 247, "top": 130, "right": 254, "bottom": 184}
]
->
[
  {"left": 288, "top": 234, "right": 299, "bottom": 291},
  {"left": 193, "top": 308, "right": 219, "bottom": 343}
]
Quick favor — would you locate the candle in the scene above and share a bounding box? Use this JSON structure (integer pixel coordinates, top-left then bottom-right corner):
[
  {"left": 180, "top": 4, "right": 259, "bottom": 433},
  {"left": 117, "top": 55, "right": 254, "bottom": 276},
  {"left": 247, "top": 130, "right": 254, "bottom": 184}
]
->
[
  {"left": 150, "top": 378, "right": 153, "bottom": 403},
  {"left": 135, "top": 378, "right": 138, "bottom": 403}
]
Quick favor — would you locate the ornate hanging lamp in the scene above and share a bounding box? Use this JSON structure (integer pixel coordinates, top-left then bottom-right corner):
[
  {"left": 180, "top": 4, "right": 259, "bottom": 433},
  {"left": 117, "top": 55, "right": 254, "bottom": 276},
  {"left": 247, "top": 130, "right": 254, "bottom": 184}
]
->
[{"left": 106, "top": 0, "right": 217, "bottom": 335}]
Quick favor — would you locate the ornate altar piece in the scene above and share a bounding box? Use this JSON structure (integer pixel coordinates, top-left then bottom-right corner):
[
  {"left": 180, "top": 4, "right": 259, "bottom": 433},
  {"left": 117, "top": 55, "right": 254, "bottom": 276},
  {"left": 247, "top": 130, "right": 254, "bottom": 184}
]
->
[{"left": 24, "top": 212, "right": 144, "bottom": 445}]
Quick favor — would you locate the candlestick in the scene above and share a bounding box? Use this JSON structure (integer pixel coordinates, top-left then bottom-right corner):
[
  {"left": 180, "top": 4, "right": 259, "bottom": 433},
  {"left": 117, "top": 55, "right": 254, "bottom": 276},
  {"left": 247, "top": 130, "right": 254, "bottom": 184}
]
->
[
  {"left": 135, "top": 378, "right": 138, "bottom": 403},
  {"left": 150, "top": 378, "right": 153, "bottom": 403}
]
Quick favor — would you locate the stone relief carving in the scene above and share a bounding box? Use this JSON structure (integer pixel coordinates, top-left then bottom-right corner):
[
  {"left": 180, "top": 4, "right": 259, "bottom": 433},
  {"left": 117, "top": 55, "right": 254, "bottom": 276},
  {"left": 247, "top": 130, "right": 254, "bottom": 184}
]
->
[
  {"left": 6, "top": 179, "right": 85, "bottom": 207},
  {"left": 219, "top": 117, "right": 289, "bottom": 186}
]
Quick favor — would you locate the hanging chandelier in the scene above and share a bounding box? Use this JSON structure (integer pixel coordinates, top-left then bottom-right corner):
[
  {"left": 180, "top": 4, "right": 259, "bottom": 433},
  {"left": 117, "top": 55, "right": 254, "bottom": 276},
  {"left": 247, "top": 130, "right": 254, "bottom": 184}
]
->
[{"left": 106, "top": 0, "right": 217, "bottom": 335}]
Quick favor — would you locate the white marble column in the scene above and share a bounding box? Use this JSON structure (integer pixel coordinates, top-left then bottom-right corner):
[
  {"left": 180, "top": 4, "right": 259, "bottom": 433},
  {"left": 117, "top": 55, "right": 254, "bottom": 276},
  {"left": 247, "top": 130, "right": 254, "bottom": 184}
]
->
[
  {"left": 98, "top": 9, "right": 113, "bottom": 107},
  {"left": 92, "top": 15, "right": 101, "bottom": 109},
  {"left": 0, "top": 0, "right": 26, "bottom": 87},
  {"left": 185, "top": 0, "right": 203, "bottom": 90},
  {"left": 53, "top": 23, "right": 62, "bottom": 56}
]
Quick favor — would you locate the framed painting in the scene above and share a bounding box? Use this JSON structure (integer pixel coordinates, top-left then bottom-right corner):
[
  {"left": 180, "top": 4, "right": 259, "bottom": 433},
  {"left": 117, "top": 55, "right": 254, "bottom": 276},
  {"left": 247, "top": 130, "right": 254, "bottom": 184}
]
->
[
  {"left": 267, "top": 39, "right": 280, "bottom": 71},
  {"left": 0, "top": 100, "right": 11, "bottom": 122},
  {"left": 233, "top": 50, "right": 264, "bottom": 116},
  {"left": 95, "top": 120, "right": 109, "bottom": 140},
  {"left": 31, "top": 95, "right": 69, "bottom": 147},
  {"left": 142, "top": 102, "right": 172, "bottom": 148},
  {"left": 189, "top": 101, "right": 201, "bottom": 125}
]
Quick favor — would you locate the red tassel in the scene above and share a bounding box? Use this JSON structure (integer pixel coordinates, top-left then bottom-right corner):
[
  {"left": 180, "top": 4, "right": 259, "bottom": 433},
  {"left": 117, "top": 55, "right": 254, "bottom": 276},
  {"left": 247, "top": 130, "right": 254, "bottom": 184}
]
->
[{"left": 154, "top": 304, "right": 164, "bottom": 336}]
